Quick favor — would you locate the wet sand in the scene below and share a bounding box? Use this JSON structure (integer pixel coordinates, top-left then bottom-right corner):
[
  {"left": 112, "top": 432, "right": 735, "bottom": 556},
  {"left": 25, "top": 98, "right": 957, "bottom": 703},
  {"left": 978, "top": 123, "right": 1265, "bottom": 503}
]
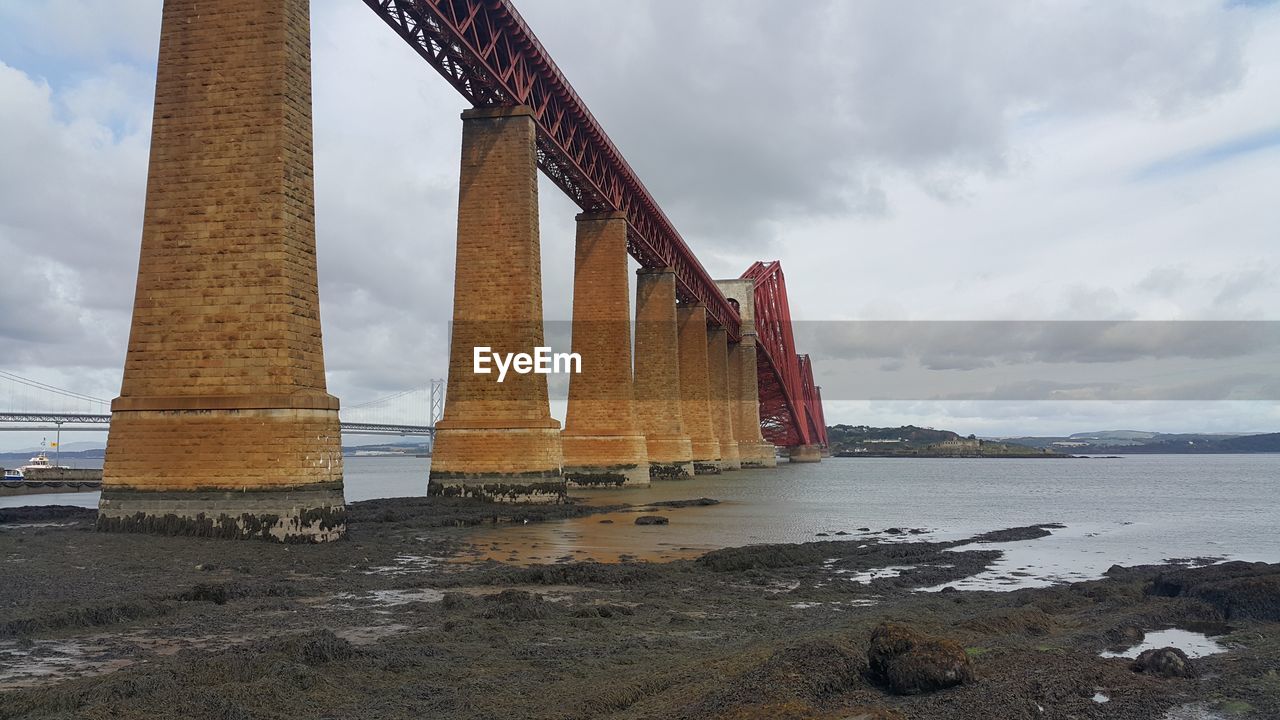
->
[{"left": 1, "top": 498, "right": 1278, "bottom": 719}]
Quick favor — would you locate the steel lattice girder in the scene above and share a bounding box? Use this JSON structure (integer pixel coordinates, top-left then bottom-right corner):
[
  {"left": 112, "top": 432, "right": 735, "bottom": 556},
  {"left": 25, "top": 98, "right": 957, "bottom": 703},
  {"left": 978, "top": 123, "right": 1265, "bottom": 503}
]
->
[
  {"left": 0, "top": 413, "right": 111, "bottom": 424},
  {"left": 364, "top": 0, "right": 741, "bottom": 339},
  {"left": 742, "top": 261, "right": 824, "bottom": 448},
  {"left": 798, "top": 354, "right": 827, "bottom": 446}
]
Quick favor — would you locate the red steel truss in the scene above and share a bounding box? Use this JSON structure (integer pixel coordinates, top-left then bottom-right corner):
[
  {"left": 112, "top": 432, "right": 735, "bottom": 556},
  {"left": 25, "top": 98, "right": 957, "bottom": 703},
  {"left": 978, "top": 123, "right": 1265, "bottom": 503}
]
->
[
  {"left": 363, "top": 0, "right": 826, "bottom": 445},
  {"left": 364, "top": 0, "right": 740, "bottom": 337},
  {"left": 798, "top": 354, "right": 829, "bottom": 447},
  {"left": 742, "top": 261, "right": 826, "bottom": 448}
]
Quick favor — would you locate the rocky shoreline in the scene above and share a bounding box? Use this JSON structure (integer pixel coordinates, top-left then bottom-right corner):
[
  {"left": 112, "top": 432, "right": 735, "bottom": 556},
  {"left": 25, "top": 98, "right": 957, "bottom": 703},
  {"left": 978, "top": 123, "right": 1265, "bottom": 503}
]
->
[{"left": 1, "top": 498, "right": 1277, "bottom": 719}]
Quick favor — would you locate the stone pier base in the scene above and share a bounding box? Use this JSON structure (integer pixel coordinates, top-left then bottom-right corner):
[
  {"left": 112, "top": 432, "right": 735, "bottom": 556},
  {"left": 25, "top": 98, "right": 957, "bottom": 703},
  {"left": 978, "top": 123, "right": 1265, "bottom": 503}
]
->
[
  {"left": 428, "top": 425, "right": 565, "bottom": 503},
  {"left": 97, "top": 485, "right": 345, "bottom": 543},
  {"left": 428, "top": 477, "right": 566, "bottom": 504},
  {"left": 788, "top": 444, "right": 823, "bottom": 463},
  {"left": 644, "top": 436, "right": 695, "bottom": 480},
  {"left": 739, "top": 444, "right": 779, "bottom": 468},
  {"left": 693, "top": 458, "right": 723, "bottom": 475},
  {"left": 648, "top": 459, "right": 696, "bottom": 480},
  {"left": 562, "top": 435, "right": 650, "bottom": 488},
  {"left": 100, "top": 404, "right": 345, "bottom": 542}
]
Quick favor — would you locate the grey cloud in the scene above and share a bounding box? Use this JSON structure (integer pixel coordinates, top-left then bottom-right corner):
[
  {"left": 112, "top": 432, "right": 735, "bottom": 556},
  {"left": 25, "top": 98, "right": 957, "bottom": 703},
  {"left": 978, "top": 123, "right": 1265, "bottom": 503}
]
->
[
  {"left": 823, "top": 399, "right": 1279, "bottom": 438},
  {"left": 516, "top": 0, "right": 1249, "bottom": 252},
  {"left": 0, "top": 1, "right": 162, "bottom": 65},
  {"left": 0, "top": 244, "right": 82, "bottom": 345},
  {"left": 803, "top": 321, "right": 1280, "bottom": 367},
  {"left": 1136, "top": 265, "right": 1192, "bottom": 296},
  {"left": 926, "top": 372, "right": 1280, "bottom": 402},
  {"left": 1213, "top": 266, "right": 1274, "bottom": 308},
  {"left": 0, "top": 61, "right": 150, "bottom": 316}
]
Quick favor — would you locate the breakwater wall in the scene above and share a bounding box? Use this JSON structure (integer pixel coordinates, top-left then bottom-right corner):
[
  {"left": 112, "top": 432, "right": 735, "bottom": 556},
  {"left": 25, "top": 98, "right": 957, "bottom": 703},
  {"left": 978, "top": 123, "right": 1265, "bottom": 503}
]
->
[{"left": 0, "top": 467, "right": 102, "bottom": 497}]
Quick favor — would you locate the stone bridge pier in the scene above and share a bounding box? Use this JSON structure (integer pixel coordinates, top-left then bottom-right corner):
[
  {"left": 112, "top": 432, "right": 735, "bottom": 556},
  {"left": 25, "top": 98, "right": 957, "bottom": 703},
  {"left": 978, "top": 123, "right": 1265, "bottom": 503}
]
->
[
  {"left": 677, "top": 304, "right": 722, "bottom": 475},
  {"left": 428, "top": 106, "right": 564, "bottom": 503},
  {"left": 634, "top": 269, "right": 695, "bottom": 479},
  {"left": 788, "top": 445, "right": 823, "bottom": 463},
  {"left": 706, "top": 328, "right": 742, "bottom": 471},
  {"left": 561, "top": 212, "right": 650, "bottom": 487},
  {"left": 716, "top": 279, "right": 777, "bottom": 468},
  {"left": 99, "top": 0, "right": 344, "bottom": 543}
]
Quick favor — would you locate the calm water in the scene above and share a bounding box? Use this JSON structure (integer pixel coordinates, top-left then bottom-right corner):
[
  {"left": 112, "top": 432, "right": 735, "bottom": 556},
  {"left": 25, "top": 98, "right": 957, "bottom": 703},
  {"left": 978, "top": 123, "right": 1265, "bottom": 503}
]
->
[
  {"left": 5, "top": 454, "right": 1277, "bottom": 588},
  {"left": 460, "top": 454, "right": 1280, "bottom": 588}
]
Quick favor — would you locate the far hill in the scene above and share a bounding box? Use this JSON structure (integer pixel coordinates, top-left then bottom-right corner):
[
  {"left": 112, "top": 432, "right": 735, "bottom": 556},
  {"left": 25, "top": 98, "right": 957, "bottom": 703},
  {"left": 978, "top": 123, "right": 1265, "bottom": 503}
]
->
[
  {"left": 0, "top": 448, "right": 104, "bottom": 463},
  {"left": 1072, "top": 433, "right": 1280, "bottom": 454},
  {"left": 827, "top": 425, "right": 963, "bottom": 449},
  {"left": 998, "top": 431, "right": 1280, "bottom": 454},
  {"left": 826, "top": 425, "right": 1063, "bottom": 458}
]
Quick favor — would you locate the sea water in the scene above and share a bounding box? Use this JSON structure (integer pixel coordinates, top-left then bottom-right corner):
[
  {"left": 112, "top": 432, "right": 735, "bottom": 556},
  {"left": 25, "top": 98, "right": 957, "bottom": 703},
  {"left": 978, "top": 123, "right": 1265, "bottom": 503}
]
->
[{"left": 5, "top": 454, "right": 1277, "bottom": 588}]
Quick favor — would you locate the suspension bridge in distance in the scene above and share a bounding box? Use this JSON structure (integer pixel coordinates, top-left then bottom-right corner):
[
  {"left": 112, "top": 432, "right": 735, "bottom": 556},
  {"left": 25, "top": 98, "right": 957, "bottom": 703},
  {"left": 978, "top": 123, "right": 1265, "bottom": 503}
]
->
[{"left": 0, "top": 371, "right": 441, "bottom": 438}]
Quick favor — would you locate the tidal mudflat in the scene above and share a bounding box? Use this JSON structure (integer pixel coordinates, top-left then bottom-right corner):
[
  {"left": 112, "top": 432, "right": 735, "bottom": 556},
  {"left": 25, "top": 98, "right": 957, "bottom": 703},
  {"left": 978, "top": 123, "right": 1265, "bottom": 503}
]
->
[{"left": 1, "top": 497, "right": 1278, "bottom": 720}]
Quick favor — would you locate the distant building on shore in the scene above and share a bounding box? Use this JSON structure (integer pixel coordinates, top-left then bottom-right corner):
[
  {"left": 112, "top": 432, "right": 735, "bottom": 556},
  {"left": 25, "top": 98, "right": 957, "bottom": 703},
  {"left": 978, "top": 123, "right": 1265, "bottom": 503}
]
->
[{"left": 934, "top": 438, "right": 981, "bottom": 451}]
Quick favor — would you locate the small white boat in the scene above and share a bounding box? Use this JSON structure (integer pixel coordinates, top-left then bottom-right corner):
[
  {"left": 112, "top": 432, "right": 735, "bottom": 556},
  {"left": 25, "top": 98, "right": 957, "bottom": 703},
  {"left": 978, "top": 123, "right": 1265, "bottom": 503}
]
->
[{"left": 4, "top": 452, "right": 71, "bottom": 480}]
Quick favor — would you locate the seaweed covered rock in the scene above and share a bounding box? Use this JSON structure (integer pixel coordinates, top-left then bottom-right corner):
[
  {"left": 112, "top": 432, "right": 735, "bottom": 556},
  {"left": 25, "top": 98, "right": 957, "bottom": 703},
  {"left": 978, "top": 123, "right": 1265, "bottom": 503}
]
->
[
  {"left": 298, "top": 630, "right": 355, "bottom": 666},
  {"left": 1104, "top": 624, "right": 1145, "bottom": 649},
  {"left": 441, "top": 591, "right": 473, "bottom": 610},
  {"left": 691, "top": 639, "right": 867, "bottom": 718},
  {"left": 754, "top": 639, "right": 866, "bottom": 700},
  {"left": 1187, "top": 574, "right": 1280, "bottom": 621},
  {"left": 868, "top": 622, "right": 973, "bottom": 694},
  {"left": 1131, "top": 647, "right": 1197, "bottom": 678},
  {"left": 842, "top": 709, "right": 907, "bottom": 720},
  {"left": 698, "top": 542, "right": 829, "bottom": 572},
  {"left": 714, "top": 702, "right": 903, "bottom": 720},
  {"left": 960, "top": 606, "right": 1055, "bottom": 637},
  {"left": 714, "top": 701, "right": 825, "bottom": 720},
  {"left": 1, "top": 598, "right": 170, "bottom": 638},
  {"left": 0, "top": 505, "right": 95, "bottom": 525},
  {"left": 479, "top": 589, "right": 552, "bottom": 621},
  {"left": 635, "top": 515, "right": 669, "bottom": 526},
  {"left": 1148, "top": 561, "right": 1280, "bottom": 621},
  {"left": 968, "top": 523, "right": 1063, "bottom": 543},
  {"left": 490, "top": 561, "right": 659, "bottom": 586},
  {"left": 649, "top": 498, "right": 720, "bottom": 508},
  {"left": 571, "top": 603, "right": 634, "bottom": 619}
]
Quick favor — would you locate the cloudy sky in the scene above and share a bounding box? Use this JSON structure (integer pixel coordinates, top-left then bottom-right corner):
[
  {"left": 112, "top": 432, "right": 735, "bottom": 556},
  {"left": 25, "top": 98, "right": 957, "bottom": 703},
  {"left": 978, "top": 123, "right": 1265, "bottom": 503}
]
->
[{"left": 1, "top": 0, "right": 1278, "bottom": 450}]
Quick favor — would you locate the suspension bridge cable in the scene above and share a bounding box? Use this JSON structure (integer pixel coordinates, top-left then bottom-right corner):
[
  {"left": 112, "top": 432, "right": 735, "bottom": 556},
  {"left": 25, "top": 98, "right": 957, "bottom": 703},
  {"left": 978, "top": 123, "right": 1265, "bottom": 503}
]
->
[
  {"left": 347, "top": 385, "right": 433, "bottom": 409},
  {"left": 0, "top": 370, "right": 109, "bottom": 404}
]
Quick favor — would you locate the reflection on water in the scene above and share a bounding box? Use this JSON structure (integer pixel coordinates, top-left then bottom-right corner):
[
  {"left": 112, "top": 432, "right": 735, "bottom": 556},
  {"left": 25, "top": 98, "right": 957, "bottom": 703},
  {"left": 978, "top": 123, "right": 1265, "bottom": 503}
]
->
[
  {"left": 456, "top": 505, "right": 728, "bottom": 564},
  {"left": 1100, "top": 628, "right": 1227, "bottom": 659},
  {"left": 0, "top": 491, "right": 99, "bottom": 510}
]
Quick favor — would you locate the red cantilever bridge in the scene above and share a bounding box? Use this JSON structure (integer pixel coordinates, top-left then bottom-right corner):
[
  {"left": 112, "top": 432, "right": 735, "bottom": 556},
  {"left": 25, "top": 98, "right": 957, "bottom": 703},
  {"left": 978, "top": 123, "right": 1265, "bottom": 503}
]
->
[
  {"left": 91, "top": 0, "right": 829, "bottom": 541},
  {"left": 364, "top": 0, "right": 828, "bottom": 452}
]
